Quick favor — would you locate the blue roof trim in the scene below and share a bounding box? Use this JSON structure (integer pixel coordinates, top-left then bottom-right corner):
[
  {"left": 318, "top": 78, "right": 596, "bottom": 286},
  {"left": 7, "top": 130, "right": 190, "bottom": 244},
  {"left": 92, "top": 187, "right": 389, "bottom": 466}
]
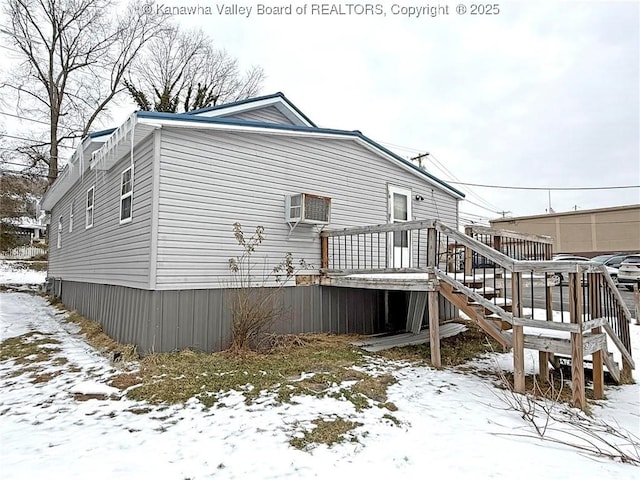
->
[
  {"left": 186, "top": 92, "right": 318, "bottom": 128},
  {"left": 88, "top": 128, "right": 116, "bottom": 138},
  {"left": 135, "top": 111, "right": 465, "bottom": 198}
]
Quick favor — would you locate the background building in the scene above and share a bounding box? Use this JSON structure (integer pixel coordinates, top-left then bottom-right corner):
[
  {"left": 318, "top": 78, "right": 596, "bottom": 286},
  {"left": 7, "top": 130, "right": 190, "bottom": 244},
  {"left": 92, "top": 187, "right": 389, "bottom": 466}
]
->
[{"left": 490, "top": 204, "right": 640, "bottom": 256}]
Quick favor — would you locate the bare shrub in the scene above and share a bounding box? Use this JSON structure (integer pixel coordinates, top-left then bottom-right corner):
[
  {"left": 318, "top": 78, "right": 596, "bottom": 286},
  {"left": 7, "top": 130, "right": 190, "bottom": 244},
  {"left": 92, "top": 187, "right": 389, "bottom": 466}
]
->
[
  {"left": 227, "top": 223, "right": 308, "bottom": 353},
  {"left": 492, "top": 369, "right": 640, "bottom": 465}
]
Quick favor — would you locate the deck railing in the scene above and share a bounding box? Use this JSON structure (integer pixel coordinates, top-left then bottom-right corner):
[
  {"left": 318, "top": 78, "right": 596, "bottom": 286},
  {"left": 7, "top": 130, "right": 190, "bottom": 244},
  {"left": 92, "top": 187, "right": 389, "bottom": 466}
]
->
[
  {"left": 320, "top": 219, "right": 634, "bottom": 371},
  {"left": 435, "top": 222, "right": 634, "bottom": 370},
  {"left": 320, "top": 219, "right": 634, "bottom": 409},
  {"left": 320, "top": 219, "right": 438, "bottom": 272}
]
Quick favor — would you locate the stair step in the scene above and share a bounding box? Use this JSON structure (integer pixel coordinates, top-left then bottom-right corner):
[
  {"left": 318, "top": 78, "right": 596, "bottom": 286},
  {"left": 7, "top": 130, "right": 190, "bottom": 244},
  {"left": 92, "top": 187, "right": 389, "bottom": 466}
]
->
[
  {"left": 453, "top": 287, "right": 500, "bottom": 299},
  {"left": 603, "top": 352, "right": 621, "bottom": 383},
  {"left": 486, "top": 314, "right": 512, "bottom": 331},
  {"left": 468, "top": 298, "right": 513, "bottom": 314}
]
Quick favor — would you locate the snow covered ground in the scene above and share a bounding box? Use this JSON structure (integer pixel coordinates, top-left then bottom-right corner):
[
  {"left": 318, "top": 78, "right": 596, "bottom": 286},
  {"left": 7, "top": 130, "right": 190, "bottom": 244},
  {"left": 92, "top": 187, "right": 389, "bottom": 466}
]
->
[
  {"left": 1, "top": 290, "right": 638, "bottom": 479},
  {"left": 0, "top": 260, "right": 47, "bottom": 286}
]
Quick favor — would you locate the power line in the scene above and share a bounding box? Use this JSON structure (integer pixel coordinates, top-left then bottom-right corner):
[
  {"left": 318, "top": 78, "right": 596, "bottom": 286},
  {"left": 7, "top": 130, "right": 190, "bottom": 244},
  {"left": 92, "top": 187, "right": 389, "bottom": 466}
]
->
[
  {"left": 427, "top": 152, "right": 503, "bottom": 212},
  {"left": 401, "top": 147, "right": 504, "bottom": 213},
  {"left": 0, "top": 110, "right": 50, "bottom": 126},
  {"left": 494, "top": 220, "right": 640, "bottom": 225},
  {"left": 462, "top": 198, "right": 503, "bottom": 215},
  {"left": 445, "top": 181, "right": 640, "bottom": 191},
  {"left": 0, "top": 133, "right": 75, "bottom": 149}
]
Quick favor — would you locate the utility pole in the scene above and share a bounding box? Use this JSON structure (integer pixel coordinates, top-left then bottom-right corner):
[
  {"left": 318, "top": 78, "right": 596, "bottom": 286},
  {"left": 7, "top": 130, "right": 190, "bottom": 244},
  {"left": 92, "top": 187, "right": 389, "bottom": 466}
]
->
[
  {"left": 411, "top": 152, "right": 430, "bottom": 169},
  {"left": 497, "top": 210, "right": 511, "bottom": 218}
]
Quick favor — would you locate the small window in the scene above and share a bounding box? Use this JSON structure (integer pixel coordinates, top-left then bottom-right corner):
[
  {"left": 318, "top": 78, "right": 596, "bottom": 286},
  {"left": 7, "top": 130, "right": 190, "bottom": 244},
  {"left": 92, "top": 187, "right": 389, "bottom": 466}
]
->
[
  {"left": 69, "top": 202, "right": 74, "bottom": 233},
  {"left": 120, "top": 167, "right": 133, "bottom": 223},
  {"left": 86, "top": 186, "right": 94, "bottom": 229},
  {"left": 57, "top": 216, "right": 62, "bottom": 249}
]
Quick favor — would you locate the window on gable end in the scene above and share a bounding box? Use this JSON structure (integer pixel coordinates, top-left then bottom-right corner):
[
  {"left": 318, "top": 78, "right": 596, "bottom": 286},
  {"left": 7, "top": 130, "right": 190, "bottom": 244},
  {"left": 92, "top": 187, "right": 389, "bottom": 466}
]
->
[
  {"left": 86, "top": 186, "right": 95, "bottom": 229},
  {"left": 120, "top": 166, "right": 133, "bottom": 223}
]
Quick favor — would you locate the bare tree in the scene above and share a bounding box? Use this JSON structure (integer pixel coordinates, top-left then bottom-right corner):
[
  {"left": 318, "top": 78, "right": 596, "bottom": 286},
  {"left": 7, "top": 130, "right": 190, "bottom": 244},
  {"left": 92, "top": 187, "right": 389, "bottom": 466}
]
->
[
  {"left": 1, "top": 0, "right": 167, "bottom": 182},
  {"left": 124, "top": 25, "right": 265, "bottom": 113}
]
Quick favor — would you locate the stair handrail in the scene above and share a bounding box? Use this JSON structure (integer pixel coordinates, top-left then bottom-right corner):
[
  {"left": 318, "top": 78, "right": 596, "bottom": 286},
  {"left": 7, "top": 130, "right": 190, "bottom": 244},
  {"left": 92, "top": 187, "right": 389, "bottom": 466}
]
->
[{"left": 436, "top": 220, "right": 634, "bottom": 369}]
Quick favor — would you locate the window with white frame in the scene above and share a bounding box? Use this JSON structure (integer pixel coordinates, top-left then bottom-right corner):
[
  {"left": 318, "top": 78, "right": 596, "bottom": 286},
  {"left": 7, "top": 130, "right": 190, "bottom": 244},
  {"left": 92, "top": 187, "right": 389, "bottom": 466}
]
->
[
  {"left": 69, "top": 202, "right": 74, "bottom": 233},
  {"left": 57, "top": 216, "right": 62, "bottom": 248},
  {"left": 120, "top": 166, "right": 133, "bottom": 223},
  {"left": 86, "top": 186, "right": 95, "bottom": 229}
]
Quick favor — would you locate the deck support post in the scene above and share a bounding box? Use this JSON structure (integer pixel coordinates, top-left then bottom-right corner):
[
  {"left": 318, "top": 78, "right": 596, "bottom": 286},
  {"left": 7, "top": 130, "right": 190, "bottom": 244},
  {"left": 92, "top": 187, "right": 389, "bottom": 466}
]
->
[
  {"left": 321, "top": 236, "right": 329, "bottom": 269},
  {"left": 538, "top": 351, "right": 550, "bottom": 385},
  {"left": 428, "top": 291, "right": 441, "bottom": 367},
  {"left": 569, "top": 272, "right": 585, "bottom": 410},
  {"left": 512, "top": 272, "right": 525, "bottom": 393},
  {"left": 588, "top": 273, "right": 604, "bottom": 400},
  {"left": 426, "top": 227, "right": 441, "bottom": 367}
]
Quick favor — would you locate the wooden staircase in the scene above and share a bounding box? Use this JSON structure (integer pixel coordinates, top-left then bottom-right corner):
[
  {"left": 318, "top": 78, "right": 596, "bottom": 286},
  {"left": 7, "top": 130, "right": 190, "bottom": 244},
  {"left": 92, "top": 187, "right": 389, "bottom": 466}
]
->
[
  {"left": 430, "top": 222, "right": 636, "bottom": 411},
  {"left": 319, "top": 218, "right": 635, "bottom": 410}
]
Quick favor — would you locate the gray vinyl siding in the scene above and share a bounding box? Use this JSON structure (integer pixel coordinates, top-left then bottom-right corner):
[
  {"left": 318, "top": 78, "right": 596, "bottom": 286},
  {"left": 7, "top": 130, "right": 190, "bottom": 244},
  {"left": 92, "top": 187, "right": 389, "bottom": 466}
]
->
[
  {"left": 48, "top": 135, "right": 154, "bottom": 288},
  {"left": 221, "top": 105, "right": 295, "bottom": 125},
  {"left": 156, "top": 128, "right": 458, "bottom": 289}
]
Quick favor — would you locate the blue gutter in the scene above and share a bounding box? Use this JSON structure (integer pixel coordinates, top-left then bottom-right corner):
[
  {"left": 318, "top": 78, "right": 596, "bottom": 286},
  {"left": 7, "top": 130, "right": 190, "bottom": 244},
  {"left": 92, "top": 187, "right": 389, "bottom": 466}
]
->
[
  {"left": 136, "top": 110, "right": 465, "bottom": 198},
  {"left": 186, "top": 92, "right": 318, "bottom": 128},
  {"left": 88, "top": 128, "right": 116, "bottom": 138}
]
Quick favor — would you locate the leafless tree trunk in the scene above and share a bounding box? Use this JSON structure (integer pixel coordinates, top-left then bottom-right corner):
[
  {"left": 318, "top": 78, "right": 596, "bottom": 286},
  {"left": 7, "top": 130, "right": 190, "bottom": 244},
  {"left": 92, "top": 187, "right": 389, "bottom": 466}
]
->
[{"left": 1, "top": 0, "right": 166, "bottom": 182}]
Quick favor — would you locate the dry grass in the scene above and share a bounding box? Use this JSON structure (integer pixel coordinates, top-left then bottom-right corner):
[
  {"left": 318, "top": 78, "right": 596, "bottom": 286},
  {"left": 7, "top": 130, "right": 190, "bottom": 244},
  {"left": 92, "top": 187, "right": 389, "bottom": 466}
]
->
[
  {"left": 64, "top": 312, "right": 138, "bottom": 363},
  {"left": 377, "top": 321, "right": 501, "bottom": 366},
  {"left": 0, "top": 332, "right": 61, "bottom": 364},
  {"left": 127, "top": 334, "right": 368, "bottom": 406},
  {"left": 289, "top": 416, "right": 363, "bottom": 450}
]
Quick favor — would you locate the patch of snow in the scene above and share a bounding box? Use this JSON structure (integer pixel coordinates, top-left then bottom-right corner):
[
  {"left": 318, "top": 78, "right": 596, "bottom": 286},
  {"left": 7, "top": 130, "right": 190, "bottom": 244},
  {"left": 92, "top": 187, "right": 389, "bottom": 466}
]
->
[
  {"left": 69, "top": 381, "right": 120, "bottom": 397},
  {"left": 0, "top": 260, "right": 47, "bottom": 285},
  {"left": 0, "top": 291, "right": 638, "bottom": 479}
]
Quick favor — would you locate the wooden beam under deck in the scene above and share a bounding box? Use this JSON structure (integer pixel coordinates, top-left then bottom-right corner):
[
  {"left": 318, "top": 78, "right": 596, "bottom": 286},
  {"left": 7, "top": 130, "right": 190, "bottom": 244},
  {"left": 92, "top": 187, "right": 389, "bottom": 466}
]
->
[{"left": 320, "top": 275, "right": 438, "bottom": 291}]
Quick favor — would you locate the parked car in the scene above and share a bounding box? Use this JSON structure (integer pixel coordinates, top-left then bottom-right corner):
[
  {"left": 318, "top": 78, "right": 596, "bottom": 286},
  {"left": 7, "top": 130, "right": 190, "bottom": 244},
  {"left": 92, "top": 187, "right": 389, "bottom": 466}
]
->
[
  {"left": 550, "top": 255, "right": 590, "bottom": 285},
  {"left": 591, "top": 253, "right": 638, "bottom": 283},
  {"left": 617, "top": 254, "right": 640, "bottom": 291}
]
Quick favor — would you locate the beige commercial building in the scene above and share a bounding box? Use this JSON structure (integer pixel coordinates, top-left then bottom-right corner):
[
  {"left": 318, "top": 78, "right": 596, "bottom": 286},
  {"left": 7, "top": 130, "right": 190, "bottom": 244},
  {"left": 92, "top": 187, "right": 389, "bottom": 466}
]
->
[{"left": 490, "top": 204, "right": 640, "bottom": 256}]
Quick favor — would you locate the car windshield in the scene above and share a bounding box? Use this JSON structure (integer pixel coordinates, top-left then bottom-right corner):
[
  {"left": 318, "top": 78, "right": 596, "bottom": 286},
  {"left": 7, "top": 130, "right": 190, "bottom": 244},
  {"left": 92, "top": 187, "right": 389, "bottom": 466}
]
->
[
  {"left": 623, "top": 256, "right": 640, "bottom": 264},
  {"left": 591, "top": 254, "right": 615, "bottom": 263}
]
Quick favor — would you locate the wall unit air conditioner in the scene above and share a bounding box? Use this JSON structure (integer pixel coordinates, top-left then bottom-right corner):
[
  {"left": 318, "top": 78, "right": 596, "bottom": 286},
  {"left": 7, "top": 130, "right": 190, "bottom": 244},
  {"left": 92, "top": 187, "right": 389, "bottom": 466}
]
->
[{"left": 285, "top": 193, "right": 331, "bottom": 225}]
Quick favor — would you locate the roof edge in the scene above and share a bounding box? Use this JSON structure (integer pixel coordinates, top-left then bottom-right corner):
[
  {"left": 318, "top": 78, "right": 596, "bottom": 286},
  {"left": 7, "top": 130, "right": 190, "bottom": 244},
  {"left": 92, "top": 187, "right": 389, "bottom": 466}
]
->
[
  {"left": 186, "top": 92, "right": 318, "bottom": 127},
  {"left": 136, "top": 111, "right": 464, "bottom": 198}
]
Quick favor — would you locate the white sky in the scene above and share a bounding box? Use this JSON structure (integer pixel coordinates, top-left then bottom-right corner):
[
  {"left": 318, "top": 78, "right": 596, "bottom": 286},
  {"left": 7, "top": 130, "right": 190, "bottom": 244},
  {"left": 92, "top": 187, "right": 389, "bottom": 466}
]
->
[
  {"left": 121, "top": 0, "right": 640, "bottom": 221},
  {"left": 2, "top": 0, "right": 639, "bottom": 223}
]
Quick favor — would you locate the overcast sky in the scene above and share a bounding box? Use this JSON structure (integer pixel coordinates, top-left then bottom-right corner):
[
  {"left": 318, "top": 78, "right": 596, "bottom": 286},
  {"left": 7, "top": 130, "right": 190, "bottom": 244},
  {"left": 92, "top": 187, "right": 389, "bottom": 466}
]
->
[
  {"left": 3, "top": 0, "right": 639, "bottom": 223},
  {"left": 152, "top": 0, "right": 639, "bottom": 223}
]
